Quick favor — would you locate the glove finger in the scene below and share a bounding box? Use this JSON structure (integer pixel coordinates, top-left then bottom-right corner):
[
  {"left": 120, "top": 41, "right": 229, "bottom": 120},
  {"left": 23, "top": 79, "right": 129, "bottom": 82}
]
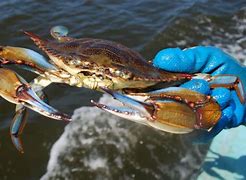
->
[
  {"left": 153, "top": 46, "right": 243, "bottom": 75},
  {"left": 153, "top": 48, "right": 195, "bottom": 72},
  {"left": 228, "top": 91, "right": 245, "bottom": 127},
  {"left": 210, "top": 88, "right": 231, "bottom": 109},
  {"left": 180, "top": 79, "right": 210, "bottom": 95}
]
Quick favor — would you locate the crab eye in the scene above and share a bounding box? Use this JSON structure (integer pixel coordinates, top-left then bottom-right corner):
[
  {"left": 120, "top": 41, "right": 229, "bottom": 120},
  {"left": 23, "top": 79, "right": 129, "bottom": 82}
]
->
[{"left": 50, "top": 26, "right": 69, "bottom": 39}]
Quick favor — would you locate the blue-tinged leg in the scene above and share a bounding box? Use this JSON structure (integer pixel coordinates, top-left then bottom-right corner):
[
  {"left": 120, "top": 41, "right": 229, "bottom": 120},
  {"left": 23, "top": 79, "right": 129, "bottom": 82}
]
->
[
  {"left": 209, "top": 75, "right": 245, "bottom": 104},
  {"left": 10, "top": 106, "right": 27, "bottom": 153},
  {"left": 0, "top": 46, "right": 58, "bottom": 75}
]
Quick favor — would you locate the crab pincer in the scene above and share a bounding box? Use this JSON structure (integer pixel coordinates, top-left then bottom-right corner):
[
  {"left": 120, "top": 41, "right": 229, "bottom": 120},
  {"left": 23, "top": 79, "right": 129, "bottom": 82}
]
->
[
  {"left": 92, "top": 87, "right": 221, "bottom": 134},
  {"left": 0, "top": 68, "right": 71, "bottom": 153}
]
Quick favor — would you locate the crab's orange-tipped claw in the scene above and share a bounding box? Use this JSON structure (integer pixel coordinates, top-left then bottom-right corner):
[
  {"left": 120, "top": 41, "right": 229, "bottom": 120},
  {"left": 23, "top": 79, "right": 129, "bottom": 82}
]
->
[{"left": 92, "top": 87, "right": 196, "bottom": 133}]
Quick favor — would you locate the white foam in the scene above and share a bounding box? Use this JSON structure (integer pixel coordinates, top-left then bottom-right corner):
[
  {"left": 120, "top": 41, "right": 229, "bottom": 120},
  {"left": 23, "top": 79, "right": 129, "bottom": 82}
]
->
[
  {"left": 202, "top": 12, "right": 246, "bottom": 64},
  {"left": 84, "top": 157, "right": 107, "bottom": 170},
  {"left": 41, "top": 95, "right": 139, "bottom": 179}
]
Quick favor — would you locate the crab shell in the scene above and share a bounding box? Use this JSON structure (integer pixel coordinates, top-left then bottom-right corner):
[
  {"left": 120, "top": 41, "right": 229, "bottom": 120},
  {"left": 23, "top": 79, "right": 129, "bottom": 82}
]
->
[{"left": 24, "top": 31, "right": 193, "bottom": 91}]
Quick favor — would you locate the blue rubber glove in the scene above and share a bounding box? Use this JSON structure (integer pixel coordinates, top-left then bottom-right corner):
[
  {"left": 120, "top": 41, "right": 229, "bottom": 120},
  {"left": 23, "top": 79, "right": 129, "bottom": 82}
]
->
[{"left": 153, "top": 46, "right": 246, "bottom": 140}]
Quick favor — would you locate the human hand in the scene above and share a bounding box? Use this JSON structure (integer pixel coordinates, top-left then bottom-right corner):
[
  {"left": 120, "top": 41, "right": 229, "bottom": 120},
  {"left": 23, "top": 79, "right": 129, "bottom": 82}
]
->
[{"left": 153, "top": 46, "right": 246, "bottom": 140}]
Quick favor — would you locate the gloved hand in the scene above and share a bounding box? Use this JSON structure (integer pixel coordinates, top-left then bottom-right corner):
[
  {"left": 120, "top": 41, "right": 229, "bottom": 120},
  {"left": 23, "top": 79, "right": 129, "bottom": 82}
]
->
[{"left": 153, "top": 46, "right": 246, "bottom": 140}]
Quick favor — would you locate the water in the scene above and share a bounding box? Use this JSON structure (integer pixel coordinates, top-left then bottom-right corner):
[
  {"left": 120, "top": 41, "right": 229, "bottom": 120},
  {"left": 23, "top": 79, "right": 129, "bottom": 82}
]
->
[{"left": 0, "top": 0, "right": 245, "bottom": 179}]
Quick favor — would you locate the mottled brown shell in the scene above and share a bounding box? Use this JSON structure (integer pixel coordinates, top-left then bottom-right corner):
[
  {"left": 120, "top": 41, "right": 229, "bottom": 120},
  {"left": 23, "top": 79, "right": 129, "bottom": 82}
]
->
[{"left": 25, "top": 31, "right": 193, "bottom": 90}]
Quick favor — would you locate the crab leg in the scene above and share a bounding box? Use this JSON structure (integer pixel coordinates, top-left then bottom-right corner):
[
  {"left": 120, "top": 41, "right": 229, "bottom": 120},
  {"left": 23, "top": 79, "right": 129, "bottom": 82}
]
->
[
  {"left": 208, "top": 75, "right": 245, "bottom": 103},
  {"left": 194, "top": 74, "right": 245, "bottom": 103},
  {"left": 0, "top": 46, "right": 75, "bottom": 152},
  {"left": 10, "top": 106, "right": 27, "bottom": 153},
  {"left": 0, "top": 45, "right": 75, "bottom": 91},
  {"left": 0, "top": 45, "right": 74, "bottom": 85},
  {"left": 0, "top": 46, "right": 58, "bottom": 74}
]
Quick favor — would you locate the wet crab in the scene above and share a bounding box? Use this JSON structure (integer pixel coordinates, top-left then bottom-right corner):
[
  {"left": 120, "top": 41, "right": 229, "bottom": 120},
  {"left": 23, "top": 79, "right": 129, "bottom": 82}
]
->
[{"left": 0, "top": 26, "right": 244, "bottom": 152}]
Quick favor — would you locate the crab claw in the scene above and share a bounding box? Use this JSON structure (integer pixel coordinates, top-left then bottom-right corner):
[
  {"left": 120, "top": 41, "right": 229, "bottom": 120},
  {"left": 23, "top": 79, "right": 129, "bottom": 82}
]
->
[
  {"left": 101, "top": 87, "right": 153, "bottom": 116},
  {"left": 91, "top": 99, "right": 149, "bottom": 126},
  {"left": 92, "top": 87, "right": 192, "bottom": 133},
  {"left": 92, "top": 87, "right": 221, "bottom": 134},
  {"left": 92, "top": 87, "right": 191, "bottom": 133},
  {"left": 16, "top": 84, "right": 71, "bottom": 121},
  {"left": 0, "top": 68, "right": 71, "bottom": 121},
  {"left": 94, "top": 87, "right": 155, "bottom": 124}
]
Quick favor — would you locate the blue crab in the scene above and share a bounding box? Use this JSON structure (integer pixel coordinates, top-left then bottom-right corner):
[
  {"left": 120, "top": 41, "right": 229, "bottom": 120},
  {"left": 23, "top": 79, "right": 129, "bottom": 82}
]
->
[{"left": 0, "top": 26, "right": 244, "bottom": 152}]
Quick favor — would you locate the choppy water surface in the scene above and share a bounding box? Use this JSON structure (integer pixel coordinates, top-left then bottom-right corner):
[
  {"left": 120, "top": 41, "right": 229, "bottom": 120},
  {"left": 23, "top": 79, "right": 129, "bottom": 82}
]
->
[{"left": 0, "top": 0, "right": 245, "bottom": 179}]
